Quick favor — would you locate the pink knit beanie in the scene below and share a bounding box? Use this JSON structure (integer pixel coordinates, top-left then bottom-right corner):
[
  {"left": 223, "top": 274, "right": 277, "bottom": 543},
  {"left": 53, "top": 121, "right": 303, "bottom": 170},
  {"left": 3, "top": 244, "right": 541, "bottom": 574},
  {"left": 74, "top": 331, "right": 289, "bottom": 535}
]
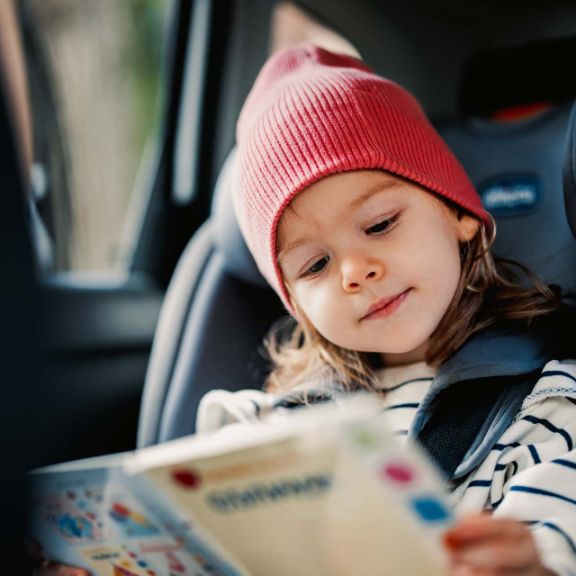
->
[{"left": 233, "top": 44, "right": 492, "bottom": 313}]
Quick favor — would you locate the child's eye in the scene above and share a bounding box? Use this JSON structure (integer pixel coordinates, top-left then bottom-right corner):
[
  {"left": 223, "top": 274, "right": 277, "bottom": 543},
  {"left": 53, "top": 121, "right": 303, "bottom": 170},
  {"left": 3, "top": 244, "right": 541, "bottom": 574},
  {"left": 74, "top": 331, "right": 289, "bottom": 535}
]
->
[
  {"left": 302, "top": 256, "right": 329, "bottom": 277},
  {"left": 365, "top": 214, "right": 399, "bottom": 235}
]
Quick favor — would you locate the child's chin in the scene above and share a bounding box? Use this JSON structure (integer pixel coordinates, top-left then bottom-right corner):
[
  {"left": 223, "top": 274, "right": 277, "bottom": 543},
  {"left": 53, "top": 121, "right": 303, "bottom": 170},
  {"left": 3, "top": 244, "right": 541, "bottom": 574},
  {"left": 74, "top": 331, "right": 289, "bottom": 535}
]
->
[{"left": 377, "top": 338, "right": 430, "bottom": 363}]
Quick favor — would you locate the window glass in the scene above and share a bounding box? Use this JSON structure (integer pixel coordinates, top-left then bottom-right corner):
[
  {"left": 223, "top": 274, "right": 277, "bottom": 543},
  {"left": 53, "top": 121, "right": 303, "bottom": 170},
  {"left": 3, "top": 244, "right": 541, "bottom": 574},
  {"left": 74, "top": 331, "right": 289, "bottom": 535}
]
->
[
  {"left": 18, "top": 0, "right": 169, "bottom": 274},
  {"left": 271, "top": 2, "right": 360, "bottom": 58}
]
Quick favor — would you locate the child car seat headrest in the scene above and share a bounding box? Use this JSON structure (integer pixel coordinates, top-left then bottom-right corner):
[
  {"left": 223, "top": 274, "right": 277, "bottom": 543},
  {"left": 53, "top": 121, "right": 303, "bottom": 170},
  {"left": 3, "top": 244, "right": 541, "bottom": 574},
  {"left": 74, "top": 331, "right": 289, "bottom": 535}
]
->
[
  {"left": 441, "top": 101, "right": 576, "bottom": 295},
  {"left": 211, "top": 149, "right": 268, "bottom": 288},
  {"left": 564, "top": 103, "right": 576, "bottom": 239}
]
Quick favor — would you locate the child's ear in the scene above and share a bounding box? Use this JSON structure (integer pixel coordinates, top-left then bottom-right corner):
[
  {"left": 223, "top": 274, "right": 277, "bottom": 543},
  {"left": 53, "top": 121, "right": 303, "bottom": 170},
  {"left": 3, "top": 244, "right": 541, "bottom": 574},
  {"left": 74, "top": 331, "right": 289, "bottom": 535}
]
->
[{"left": 455, "top": 211, "right": 480, "bottom": 242}]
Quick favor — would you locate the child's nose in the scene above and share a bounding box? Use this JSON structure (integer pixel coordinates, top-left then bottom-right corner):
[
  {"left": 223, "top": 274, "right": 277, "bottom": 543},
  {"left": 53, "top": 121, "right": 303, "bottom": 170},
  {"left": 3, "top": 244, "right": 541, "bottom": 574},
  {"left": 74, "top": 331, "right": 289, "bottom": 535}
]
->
[{"left": 341, "top": 257, "right": 384, "bottom": 292}]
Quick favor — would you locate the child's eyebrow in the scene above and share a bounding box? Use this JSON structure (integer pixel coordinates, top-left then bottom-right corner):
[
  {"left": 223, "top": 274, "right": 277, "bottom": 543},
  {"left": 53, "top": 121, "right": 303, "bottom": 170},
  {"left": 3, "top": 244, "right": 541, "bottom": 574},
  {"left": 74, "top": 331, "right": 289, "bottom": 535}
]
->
[
  {"left": 278, "top": 179, "right": 402, "bottom": 262},
  {"left": 347, "top": 179, "right": 403, "bottom": 210},
  {"left": 277, "top": 235, "right": 313, "bottom": 263}
]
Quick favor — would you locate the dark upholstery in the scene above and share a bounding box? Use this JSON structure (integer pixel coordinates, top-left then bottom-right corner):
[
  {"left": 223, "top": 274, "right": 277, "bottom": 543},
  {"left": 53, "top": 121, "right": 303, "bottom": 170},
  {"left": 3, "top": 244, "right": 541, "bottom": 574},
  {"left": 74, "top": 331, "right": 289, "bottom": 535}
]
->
[
  {"left": 138, "top": 102, "right": 576, "bottom": 448},
  {"left": 137, "top": 152, "right": 282, "bottom": 447},
  {"left": 564, "top": 104, "right": 576, "bottom": 238},
  {"left": 441, "top": 104, "right": 576, "bottom": 290}
]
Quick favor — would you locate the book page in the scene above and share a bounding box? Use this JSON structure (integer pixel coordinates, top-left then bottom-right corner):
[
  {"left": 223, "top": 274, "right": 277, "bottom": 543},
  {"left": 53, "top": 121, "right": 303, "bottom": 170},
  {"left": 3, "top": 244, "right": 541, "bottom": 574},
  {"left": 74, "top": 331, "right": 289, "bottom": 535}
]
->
[{"left": 29, "top": 453, "right": 245, "bottom": 575}]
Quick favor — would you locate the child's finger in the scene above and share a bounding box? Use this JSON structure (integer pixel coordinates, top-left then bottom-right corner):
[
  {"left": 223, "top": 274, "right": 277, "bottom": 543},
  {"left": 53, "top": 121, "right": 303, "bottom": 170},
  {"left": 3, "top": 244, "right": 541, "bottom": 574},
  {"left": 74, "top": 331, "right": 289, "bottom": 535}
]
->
[
  {"left": 444, "top": 514, "right": 527, "bottom": 546},
  {"left": 449, "top": 538, "right": 540, "bottom": 570},
  {"left": 443, "top": 515, "right": 547, "bottom": 572},
  {"left": 450, "top": 566, "right": 499, "bottom": 576}
]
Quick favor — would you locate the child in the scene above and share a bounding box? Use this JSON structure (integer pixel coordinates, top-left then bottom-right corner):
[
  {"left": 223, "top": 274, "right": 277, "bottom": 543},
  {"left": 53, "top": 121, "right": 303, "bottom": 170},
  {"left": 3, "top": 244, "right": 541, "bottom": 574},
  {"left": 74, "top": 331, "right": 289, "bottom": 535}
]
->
[{"left": 198, "top": 44, "right": 576, "bottom": 575}]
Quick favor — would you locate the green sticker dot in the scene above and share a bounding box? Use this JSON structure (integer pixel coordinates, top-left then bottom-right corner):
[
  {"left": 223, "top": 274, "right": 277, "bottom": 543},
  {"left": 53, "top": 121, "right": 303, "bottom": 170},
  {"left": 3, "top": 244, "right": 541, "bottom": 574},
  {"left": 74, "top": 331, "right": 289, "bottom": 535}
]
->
[{"left": 352, "top": 428, "right": 379, "bottom": 448}]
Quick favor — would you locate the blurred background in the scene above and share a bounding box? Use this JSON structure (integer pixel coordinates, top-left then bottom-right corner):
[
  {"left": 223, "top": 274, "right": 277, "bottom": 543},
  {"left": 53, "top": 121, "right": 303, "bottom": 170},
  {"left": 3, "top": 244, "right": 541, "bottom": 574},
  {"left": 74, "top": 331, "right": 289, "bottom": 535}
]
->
[{"left": 19, "top": 0, "right": 168, "bottom": 274}]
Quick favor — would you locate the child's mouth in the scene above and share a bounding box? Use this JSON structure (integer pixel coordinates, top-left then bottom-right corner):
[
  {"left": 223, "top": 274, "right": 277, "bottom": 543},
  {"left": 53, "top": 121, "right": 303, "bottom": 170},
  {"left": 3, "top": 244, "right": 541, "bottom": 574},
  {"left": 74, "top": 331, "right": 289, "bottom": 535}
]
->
[{"left": 361, "top": 289, "right": 411, "bottom": 320}]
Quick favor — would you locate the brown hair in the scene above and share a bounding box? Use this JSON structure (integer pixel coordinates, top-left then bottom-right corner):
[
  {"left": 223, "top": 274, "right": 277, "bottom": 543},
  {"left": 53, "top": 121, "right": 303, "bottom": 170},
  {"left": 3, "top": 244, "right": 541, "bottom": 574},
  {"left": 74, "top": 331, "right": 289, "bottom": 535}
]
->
[{"left": 263, "top": 217, "right": 564, "bottom": 395}]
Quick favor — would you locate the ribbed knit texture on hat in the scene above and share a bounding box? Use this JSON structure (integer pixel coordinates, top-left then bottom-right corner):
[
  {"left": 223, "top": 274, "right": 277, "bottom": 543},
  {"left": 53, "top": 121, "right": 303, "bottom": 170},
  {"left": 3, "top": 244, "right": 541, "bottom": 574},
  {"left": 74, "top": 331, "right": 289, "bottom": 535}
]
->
[{"left": 233, "top": 44, "right": 491, "bottom": 313}]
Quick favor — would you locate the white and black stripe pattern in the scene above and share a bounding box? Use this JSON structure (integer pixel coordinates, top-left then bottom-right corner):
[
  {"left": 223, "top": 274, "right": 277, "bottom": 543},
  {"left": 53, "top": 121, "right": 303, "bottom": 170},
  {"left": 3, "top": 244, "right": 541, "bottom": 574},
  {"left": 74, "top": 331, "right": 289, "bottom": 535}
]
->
[
  {"left": 375, "top": 361, "right": 437, "bottom": 441},
  {"left": 450, "top": 360, "right": 576, "bottom": 576}
]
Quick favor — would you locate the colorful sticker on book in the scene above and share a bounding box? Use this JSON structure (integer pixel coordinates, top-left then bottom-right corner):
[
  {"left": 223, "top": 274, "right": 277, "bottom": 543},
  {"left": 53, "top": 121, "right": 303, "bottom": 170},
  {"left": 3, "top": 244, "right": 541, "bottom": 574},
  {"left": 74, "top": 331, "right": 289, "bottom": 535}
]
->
[
  {"left": 107, "top": 501, "right": 161, "bottom": 537},
  {"left": 179, "top": 533, "right": 246, "bottom": 576},
  {"left": 409, "top": 495, "right": 451, "bottom": 524},
  {"left": 138, "top": 540, "right": 197, "bottom": 575},
  {"left": 81, "top": 545, "right": 151, "bottom": 576},
  {"left": 380, "top": 461, "right": 416, "bottom": 486},
  {"left": 81, "top": 541, "right": 229, "bottom": 576},
  {"left": 171, "top": 468, "right": 203, "bottom": 490},
  {"left": 348, "top": 425, "right": 381, "bottom": 450},
  {"left": 37, "top": 491, "right": 105, "bottom": 543}
]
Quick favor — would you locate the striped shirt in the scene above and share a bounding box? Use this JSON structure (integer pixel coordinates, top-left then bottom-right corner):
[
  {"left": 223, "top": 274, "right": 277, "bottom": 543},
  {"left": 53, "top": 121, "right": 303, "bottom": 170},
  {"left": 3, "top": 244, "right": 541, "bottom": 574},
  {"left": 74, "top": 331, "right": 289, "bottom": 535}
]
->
[
  {"left": 197, "top": 358, "right": 576, "bottom": 576},
  {"left": 375, "top": 360, "right": 437, "bottom": 439}
]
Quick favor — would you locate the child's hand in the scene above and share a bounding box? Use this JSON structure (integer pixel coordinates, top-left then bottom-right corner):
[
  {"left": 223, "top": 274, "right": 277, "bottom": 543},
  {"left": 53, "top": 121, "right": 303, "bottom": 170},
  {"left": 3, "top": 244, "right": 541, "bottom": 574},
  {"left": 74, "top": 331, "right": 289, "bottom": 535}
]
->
[{"left": 443, "top": 513, "right": 557, "bottom": 575}]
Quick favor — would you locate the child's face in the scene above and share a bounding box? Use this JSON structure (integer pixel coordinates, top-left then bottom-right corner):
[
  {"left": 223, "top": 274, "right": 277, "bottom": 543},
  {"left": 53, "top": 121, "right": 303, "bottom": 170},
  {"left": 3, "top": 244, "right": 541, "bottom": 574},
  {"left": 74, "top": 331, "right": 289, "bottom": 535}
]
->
[{"left": 277, "top": 170, "right": 479, "bottom": 366}]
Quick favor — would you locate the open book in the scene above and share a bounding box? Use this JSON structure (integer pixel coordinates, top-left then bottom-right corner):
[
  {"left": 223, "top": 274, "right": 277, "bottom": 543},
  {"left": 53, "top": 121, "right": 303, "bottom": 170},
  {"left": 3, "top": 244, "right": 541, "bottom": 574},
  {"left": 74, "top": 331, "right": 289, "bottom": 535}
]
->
[{"left": 29, "top": 395, "right": 454, "bottom": 576}]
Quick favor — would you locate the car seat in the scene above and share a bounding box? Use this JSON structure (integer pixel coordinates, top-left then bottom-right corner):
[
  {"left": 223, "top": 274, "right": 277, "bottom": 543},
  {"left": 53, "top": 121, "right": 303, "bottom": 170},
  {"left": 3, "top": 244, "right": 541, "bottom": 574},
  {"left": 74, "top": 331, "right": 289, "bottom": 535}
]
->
[
  {"left": 137, "top": 101, "right": 576, "bottom": 448},
  {"left": 137, "top": 149, "right": 284, "bottom": 447},
  {"left": 441, "top": 103, "right": 576, "bottom": 290}
]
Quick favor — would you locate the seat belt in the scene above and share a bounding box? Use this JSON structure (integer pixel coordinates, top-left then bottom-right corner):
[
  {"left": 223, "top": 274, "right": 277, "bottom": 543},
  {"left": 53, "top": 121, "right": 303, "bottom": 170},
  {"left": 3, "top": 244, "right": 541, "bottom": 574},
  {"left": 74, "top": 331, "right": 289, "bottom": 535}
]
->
[{"left": 417, "top": 369, "right": 541, "bottom": 481}]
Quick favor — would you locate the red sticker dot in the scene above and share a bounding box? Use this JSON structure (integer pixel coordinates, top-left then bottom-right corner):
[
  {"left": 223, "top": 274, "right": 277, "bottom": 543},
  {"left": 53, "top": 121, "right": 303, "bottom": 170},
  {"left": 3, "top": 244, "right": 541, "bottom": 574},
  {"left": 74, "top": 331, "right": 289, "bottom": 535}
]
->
[
  {"left": 112, "top": 502, "right": 131, "bottom": 517},
  {"left": 382, "top": 462, "right": 415, "bottom": 484},
  {"left": 172, "top": 469, "right": 202, "bottom": 490}
]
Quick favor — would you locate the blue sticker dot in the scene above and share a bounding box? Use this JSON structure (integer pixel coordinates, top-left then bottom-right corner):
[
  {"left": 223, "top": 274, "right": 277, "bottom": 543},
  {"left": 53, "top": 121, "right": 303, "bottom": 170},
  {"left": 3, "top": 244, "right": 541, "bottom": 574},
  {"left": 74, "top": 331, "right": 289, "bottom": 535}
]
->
[
  {"left": 410, "top": 496, "right": 450, "bottom": 523},
  {"left": 138, "top": 560, "right": 148, "bottom": 567}
]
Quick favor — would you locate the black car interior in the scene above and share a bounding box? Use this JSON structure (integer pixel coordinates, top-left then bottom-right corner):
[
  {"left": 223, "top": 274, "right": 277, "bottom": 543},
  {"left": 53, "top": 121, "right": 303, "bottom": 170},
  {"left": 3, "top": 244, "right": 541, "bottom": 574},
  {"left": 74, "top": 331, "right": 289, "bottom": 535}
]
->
[{"left": 0, "top": 62, "right": 54, "bottom": 571}]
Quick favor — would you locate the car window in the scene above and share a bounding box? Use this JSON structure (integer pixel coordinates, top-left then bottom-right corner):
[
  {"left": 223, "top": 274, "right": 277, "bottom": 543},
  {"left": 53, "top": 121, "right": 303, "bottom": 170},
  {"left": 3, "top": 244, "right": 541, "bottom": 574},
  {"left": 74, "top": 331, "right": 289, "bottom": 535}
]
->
[
  {"left": 18, "top": 0, "right": 170, "bottom": 276},
  {"left": 271, "top": 2, "right": 360, "bottom": 57}
]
